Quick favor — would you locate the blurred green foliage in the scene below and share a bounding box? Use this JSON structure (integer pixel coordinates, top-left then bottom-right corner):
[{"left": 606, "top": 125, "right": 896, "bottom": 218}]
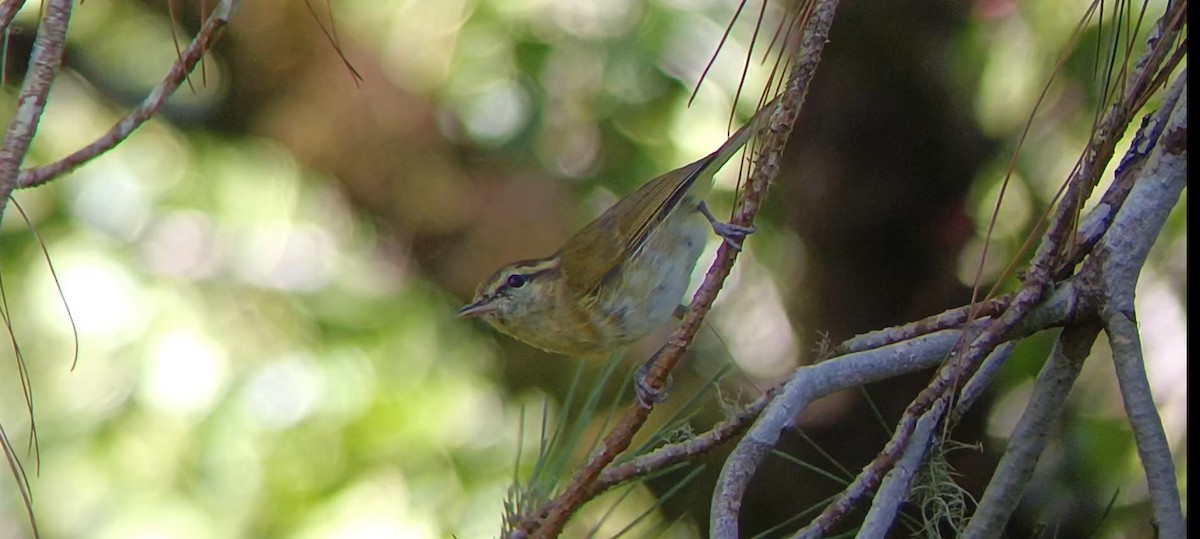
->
[{"left": 0, "top": 0, "right": 1186, "bottom": 537}]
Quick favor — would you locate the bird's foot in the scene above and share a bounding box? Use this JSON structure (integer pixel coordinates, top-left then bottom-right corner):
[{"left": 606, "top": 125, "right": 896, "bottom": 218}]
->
[
  {"left": 699, "top": 202, "right": 755, "bottom": 251},
  {"left": 635, "top": 352, "right": 673, "bottom": 409}
]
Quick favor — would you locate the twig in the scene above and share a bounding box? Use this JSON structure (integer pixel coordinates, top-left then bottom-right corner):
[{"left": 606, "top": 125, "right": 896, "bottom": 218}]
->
[
  {"left": 950, "top": 342, "right": 1016, "bottom": 427},
  {"left": 834, "top": 297, "right": 1010, "bottom": 356},
  {"left": 0, "top": 0, "right": 26, "bottom": 36},
  {"left": 592, "top": 293, "right": 1025, "bottom": 513},
  {"left": 788, "top": 275, "right": 1052, "bottom": 536},
  {"left": 1057, "top": 60, "right": 1188, "bottom": 280},
  {"left": 14, "top": 0, "right": 243, "bottom": 191},
  {"left": 953, "top": 65, "right": 1182, "bottom": 434},
  {"left": 587, "top": 388, "right": 775, "bottom": 499},
  {"left": 855, "top": 397, "right": 950, "bottom": 539},
  {"left": 0, "top": 0, "right": 72, "bottom": 217},
  {"left": 0, "top": 4, "right": 69, "bottom": 538},
  {"left": 592, "top": 292, "right": 1007, "bottom": 501},
  {"left": 595, "top": 289, "right": 1023, "bottom": 509},
  {"left": 1041, "top": 0, "right": 1184, "bottom": 278},
  {"left": 962, "top": 322, "right": 1100, "bottom": 539}
]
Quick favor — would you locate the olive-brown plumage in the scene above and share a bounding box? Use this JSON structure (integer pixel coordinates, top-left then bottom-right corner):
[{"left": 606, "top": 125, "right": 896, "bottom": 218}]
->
[{"left": 459, "top": 99, "right": 777, "bottom": 356}]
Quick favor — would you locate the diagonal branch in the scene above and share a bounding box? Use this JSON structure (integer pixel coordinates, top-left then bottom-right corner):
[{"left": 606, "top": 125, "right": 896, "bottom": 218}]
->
[
  {"left": 855, "top": 397, "right": 951, "bottom": 539},
  {"left": 0, "top": 0, "right": 26, "bottom": 37},
  {"left": 962, "top": 322, "right": 1101, "bottom": 539},
  {"left": 14, "top": 0, "right": 243, "bottom": 191},
  {"left": 1104, "top": 314, "right": 1184, "bottom": 537},
  {"left": 522, "top": 1, "right": 837, "bottom": 535},
  {"left": 0, "top": 0, "right": 72, "bottom": 217},
  {"left": 587, "top": 388, "right": 775, "bottom": 500},
  {"left": 950, "top": 342, "right": 1016, "bottom": 426}
]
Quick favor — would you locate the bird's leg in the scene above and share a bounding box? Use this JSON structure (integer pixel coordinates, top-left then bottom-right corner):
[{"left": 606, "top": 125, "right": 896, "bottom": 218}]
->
[{"left": 698, "top": 201, "right": 755, "bottom": 250}]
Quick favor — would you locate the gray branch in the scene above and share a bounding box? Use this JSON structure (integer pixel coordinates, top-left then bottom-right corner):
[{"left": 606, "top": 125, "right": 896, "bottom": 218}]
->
[
  {"left": 952, "top": 342, "right": 1017, "bottom": 425},
  {"left": 709, "top": 285, "right": 1076, "bottom": 537},
  {"left": 962, "top": 323, "right": 1100, "bottom": 539},
  {"left": 1084, "top": 73, "right": 1187, "bottom": 538},
  {"left": 855, "top": 397, "right": 951, "bottom": 539}
]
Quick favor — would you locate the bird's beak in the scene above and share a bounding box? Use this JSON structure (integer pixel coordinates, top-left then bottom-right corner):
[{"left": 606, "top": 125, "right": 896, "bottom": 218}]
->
[{"left": 457, "top": 299, "right": 498, "bottom": 318}]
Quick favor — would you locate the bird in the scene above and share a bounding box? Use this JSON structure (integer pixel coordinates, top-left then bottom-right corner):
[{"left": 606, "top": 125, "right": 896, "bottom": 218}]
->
[{"left": 458, "top": 97, "right": 778, "bottom": 361}]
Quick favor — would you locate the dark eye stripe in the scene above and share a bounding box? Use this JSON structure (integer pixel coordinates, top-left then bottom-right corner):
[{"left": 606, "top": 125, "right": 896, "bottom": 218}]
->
[{"left": 484, "top": 260, "right": 561, "bottom": 297}]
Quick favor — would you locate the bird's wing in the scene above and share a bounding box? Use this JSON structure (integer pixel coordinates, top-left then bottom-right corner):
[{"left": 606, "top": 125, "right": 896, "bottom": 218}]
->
[{"left": 560, "top": 97, "right": 778, "bottom": 295}]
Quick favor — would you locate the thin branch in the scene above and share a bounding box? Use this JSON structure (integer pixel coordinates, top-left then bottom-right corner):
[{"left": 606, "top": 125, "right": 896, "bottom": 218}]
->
[
  {"left": 1058, "top": 58, "right": 1188, "bottom": 280},
  {"left": 962, "top": 323, "right": 1101, "bottom": 539},
  {"left": 0, "top": 0, "right": 72, "bottom": 217},
  {"left": 1040, "top": 0, "right": 1183, "bottom": 279},
  {"left": 588, "top": 388, "right": 775, "bottom": 499},
  {"left": 0, "top": 0, "right": 26, "bottom": 36},
  {"left": 0, "top": 3, "right": 65, "bottom": 537},
  {"left": 1104, "top": 313, "right": 1184, "bottom": 537},
  {"left": 834, "top": 297, "right": 1010, "bottom": 356},
  {"left": 521, "top": 0, "right": 829, "bottom": 535},
  {"left": 14, "top": 0, "right": 243, "bottom": 191},
  {"left": 593, "top": 286, "right": 1038, "bottom": 502},
  {"left": 589, "top": 296, "right": 1015, "bottom": 501},
  {"left": 795, "top": 298, "right": 1053, "bottom": 536},
  {"left": 788, "top": 280, "right": 1050, "bottom": 536},
  {"left": 954, "top": 64, "right": 1181, "bottom": 433},
  {"left": 855, "top": 397, "right": 951, "bottom": 539},
  {"left": 592, "top": 288, "right": 1023, "bottom": 500},
  {"left": 951, "top": 342, "right": 1016, "bottom": 427},
  {"left": 1080, "top": 73, "right": 1187, "bottom": 308}
]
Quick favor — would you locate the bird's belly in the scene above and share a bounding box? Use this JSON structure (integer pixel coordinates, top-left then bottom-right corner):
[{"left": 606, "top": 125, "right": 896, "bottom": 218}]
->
[{"left": 597, "top": 208, "right": 708, "bottom": 342}]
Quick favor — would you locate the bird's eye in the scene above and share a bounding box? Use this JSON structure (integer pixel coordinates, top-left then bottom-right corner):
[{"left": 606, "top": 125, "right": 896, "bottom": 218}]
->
[{"left": 507, "top": 274, "right": 528, "bottom": 288}]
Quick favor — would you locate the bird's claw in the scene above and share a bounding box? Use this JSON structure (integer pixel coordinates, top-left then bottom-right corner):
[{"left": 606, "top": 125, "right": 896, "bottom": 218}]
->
[
  {"left": 698, "top": 201, "right": 755, "bottom": 251},
  {"left": 711, "top": 221, "right": 756, "bottom": 251},
  {"left": 635, "top": 356, "right": 673, "bottom": 408}
]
